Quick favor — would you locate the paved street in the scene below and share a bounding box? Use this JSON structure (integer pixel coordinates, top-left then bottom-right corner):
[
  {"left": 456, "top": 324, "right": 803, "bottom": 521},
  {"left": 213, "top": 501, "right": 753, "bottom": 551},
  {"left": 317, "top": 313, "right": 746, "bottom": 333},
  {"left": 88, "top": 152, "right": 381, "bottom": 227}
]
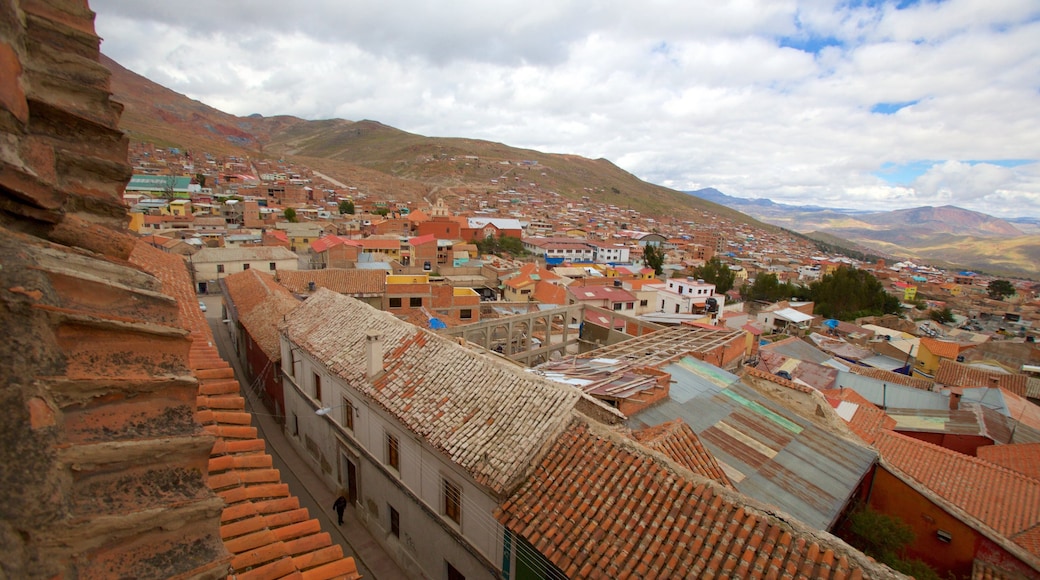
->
[{"left": 203, "top": 298, "right": 412, "bottom": 579}]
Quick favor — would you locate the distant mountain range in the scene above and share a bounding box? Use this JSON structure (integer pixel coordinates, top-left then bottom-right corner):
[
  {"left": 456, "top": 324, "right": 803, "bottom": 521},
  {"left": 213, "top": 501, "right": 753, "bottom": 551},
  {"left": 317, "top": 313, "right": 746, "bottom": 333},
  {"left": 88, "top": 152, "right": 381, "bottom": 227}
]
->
[
  {"left": 687, "top": 188, "right": 1040, "bottom": 277},
  {"left": 100, "top": 54, "right": 1037, "bottom": 278}
]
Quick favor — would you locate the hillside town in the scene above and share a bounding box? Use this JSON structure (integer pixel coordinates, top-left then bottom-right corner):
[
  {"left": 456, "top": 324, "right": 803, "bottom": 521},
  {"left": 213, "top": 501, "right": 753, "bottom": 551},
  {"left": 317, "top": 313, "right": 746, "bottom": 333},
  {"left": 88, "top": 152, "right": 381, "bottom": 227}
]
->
[
  {"left": 128, "top": 143, "right": 1040, "bottom": 578},
  {"left": 5, "top": 4, "right": 1040, "bottom": 578}
]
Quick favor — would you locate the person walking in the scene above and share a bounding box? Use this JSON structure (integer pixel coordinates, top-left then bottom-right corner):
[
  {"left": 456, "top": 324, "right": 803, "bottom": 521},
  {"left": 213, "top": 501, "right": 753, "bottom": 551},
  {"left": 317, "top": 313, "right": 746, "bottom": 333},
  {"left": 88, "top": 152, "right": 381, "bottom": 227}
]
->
[{"left": 332, "top": 495, "right": 347, "bottom": 525}]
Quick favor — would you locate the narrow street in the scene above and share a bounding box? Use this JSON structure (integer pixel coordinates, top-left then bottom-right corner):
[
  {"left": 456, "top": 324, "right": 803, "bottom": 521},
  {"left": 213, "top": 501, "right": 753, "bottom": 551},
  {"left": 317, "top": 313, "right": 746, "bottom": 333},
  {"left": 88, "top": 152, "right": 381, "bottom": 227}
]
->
[{"left": 202, "top": 296, "right": 411, "bottom": 579}]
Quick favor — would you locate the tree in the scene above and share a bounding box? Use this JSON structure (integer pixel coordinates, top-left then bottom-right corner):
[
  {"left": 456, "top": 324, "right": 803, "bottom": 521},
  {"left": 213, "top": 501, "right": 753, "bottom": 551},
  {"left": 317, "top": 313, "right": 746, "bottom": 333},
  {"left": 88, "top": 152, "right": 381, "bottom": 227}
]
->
[
  {"left": 845, "top": 507, "right": 939, "bottom": 580},
  {"left": 373, "top": 208, "right": 389, "bottom": 217},
  {"left": 476, "top": 235, "right": 526, "bottom": 257},
  {"left": 642, "top": 243, "right": 665, "bottom": 276},
  {"left": 741, "top": 273, "right": 802, "bottom": 302},
  {"left": 338, "top": 199, "right": 355, "bottom": 215},
  {"left": 988, "top": 279, "right": 1016, "bottom": 300},
  {"left": 929, "top": 307, "right": 955, "bottom": 324},
  {"left": 283, "top": 207, "right": 297, "bottom": 223},
  {"left": 195, "top": 173, "right": 207, "bottom": 188},
  {"left": 809, "top": 266, "right": 901, "bottom": 320},
  {"left": 692, "top": 257, "right": 736, "bottom": 294}
]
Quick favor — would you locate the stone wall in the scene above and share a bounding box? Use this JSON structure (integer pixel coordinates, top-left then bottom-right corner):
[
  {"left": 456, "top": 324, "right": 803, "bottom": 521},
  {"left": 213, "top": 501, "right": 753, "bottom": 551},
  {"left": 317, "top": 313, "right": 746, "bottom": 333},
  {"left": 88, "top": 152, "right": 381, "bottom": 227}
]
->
[{"left": 0, "top": 1, "right": 228, "bottom": 577}]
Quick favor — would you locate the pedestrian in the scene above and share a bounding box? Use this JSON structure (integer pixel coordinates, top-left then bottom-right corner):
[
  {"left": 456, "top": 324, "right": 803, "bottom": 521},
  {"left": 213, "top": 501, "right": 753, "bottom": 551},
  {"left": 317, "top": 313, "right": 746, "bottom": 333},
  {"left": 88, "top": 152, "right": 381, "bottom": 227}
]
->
[{"left": 332, "top": 495, "right": 347, "bottom": 525}]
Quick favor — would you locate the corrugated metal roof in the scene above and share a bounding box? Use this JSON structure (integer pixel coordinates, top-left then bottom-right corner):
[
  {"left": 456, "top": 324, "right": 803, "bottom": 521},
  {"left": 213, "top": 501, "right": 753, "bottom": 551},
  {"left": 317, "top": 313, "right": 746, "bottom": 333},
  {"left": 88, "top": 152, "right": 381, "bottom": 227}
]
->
[
  {"left": 628, "top": 356, "right": 877, "bottom": 531},
  {"left": 835, "top": 370, "right": 949, "bottom": 410},
  {"left": 762, "top": 337, "right": 835, "bottom": 365}
]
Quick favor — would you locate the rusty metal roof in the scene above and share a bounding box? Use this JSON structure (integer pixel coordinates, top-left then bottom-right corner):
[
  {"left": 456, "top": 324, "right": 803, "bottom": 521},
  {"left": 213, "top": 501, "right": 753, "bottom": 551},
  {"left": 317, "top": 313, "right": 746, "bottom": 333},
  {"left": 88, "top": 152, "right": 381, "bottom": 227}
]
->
[{"left": 628, "top": 356, "right": 877, "bottom": 531}]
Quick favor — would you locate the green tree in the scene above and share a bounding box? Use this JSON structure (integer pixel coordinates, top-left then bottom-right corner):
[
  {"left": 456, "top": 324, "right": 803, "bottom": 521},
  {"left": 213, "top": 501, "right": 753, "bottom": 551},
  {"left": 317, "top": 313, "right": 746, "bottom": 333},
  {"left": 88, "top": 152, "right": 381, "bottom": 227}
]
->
[
  {"left": 692, "top": 257, "right": 736, "bottom": 294},
  {"left": 741, "top": 273, "right": 802, "bottom": 302},
  {"left": 642, "top": 243, "right": 665, "bottom": 276},
  {"left": 929, "top": 307, "right": 955, "bottom": 324},
  {"left": 476, "top": 235, "right": 526, "bottom": 257},
  {"left": 845, "top": 507, "right": 939, "bottom": 580},
  {"left": 195, "top": 173, "right": 207, "bottom": 188},
  {"left": 338, "top": 199, "right": 355, "bottom": 215},
  {"left": 988, "top": 279, "right": 1016, "bottom": 300},
  {"left": 283, "top": 207, "right": 298, "bottom": 223},
  {"left": 373, "top": 208, "right": 389, "bottom": 217},
  {"left": 809, "top": 266, "right": 901, "bottom": 320}
]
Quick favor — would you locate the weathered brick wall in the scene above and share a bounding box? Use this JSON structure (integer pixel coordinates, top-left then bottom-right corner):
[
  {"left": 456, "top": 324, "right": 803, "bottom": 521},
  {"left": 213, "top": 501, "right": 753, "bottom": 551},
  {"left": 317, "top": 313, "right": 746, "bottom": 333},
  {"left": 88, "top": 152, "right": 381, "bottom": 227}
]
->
[{"left": 0, "top": 1, "right": 228, "bottom": 578}]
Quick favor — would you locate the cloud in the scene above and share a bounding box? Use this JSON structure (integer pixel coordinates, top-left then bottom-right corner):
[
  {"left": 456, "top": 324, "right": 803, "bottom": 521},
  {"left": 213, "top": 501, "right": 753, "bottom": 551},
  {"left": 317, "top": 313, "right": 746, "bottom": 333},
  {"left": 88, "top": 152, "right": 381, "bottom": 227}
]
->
[{"left": 90, "top": 0, "right": 1040, "bottom": 218}]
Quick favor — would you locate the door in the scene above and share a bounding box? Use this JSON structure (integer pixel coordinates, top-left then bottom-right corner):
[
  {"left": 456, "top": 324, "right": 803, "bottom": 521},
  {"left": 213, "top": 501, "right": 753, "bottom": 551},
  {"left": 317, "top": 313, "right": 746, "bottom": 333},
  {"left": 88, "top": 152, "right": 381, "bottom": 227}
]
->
[{"left": 345, "top": 457, "right": 358, "bottom": 506}]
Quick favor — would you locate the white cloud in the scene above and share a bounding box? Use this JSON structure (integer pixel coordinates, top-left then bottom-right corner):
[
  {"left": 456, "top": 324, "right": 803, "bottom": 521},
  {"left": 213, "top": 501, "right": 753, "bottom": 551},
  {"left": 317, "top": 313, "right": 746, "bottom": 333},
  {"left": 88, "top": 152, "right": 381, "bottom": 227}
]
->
[{"left": 91, "top": 0, "right": 1040, "bottom": 218}]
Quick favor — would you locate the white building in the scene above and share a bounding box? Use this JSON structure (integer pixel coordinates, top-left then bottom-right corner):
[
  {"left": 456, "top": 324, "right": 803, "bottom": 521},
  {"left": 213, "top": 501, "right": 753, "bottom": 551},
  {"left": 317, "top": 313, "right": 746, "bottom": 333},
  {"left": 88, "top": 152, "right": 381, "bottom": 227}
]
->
[
  {"left": 653, "top": 277, "right": 724, "bottom": 322},
  {"left": 587, "top": 241, "right": 631, "bottom": 264},
  {"left": 190, "top": 246, "right": 298, "bottom": 294},
  {"left": 279, "top": 290, "right": 579, "bottom": 579}
]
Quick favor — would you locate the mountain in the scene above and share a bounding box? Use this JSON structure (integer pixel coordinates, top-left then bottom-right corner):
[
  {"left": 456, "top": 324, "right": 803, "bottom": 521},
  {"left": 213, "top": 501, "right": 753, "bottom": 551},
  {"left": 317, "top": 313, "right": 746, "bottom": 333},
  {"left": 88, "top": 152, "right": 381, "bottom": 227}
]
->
[
  {"left": 102, "top": 55, "right": 766, "bottom": 228},
  {"left": 687, "top": 189, "right": 1039, "bottom": 277}
]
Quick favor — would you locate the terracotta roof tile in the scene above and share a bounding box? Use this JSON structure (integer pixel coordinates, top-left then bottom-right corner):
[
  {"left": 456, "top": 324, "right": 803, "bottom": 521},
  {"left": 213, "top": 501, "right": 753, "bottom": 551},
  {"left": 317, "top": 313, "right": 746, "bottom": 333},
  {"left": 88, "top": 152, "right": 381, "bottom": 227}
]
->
[
  {"left": 497, "top": 417, "right": 900, "bottom": 579},
  {"left": 283, "top": 289, "right": 580, "bottom": 494},
  {"left": 875, "top": 429, "right": 1040, "bottom": 558},
  {"left": 936, "top": 358, "right": 1028, "bottom": 396},
  {"left": 632, "top": 419, "right": 734, "bottom": 488},
  {"left": 277, "top": 268, "right": 386, "bottom": 296},
  {"left": 978, "top": 443, "right": 1040, "bottom": 481},
  {"left": 224, "top": 269, "right": 301, "bottom": 359},
  {"left": 821, "top": 387, "right": 896, "bottom": 445},
  {"left": 131, "top": 243, "right": 361, "bottom": 580},
  {"left": 920, "top": 336, "right": 975, "bottom": 360}
]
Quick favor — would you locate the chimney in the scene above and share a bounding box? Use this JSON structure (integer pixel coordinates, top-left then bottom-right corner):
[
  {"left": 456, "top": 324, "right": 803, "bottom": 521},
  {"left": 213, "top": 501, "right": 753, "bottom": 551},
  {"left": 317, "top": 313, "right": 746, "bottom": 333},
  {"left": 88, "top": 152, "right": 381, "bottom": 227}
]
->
[
  {"left": 949, "top": 389, "right": 962, "bottom": 411},
  {"left": 366, "top": 332, "right": 383, "bottom": 379}
]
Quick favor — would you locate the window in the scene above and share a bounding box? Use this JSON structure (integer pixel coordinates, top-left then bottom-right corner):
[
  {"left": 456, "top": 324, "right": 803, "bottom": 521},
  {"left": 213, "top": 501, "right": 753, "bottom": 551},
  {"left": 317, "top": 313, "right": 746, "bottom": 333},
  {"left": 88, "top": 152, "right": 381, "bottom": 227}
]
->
[
  {"left": 216, "top": 264, "right": 225, "bottom": 273},
  {"left": 243, "top": 263, "right": 250, "bottom": 271},
  {"left": 626, "top": 302, "right": 634, "bottom": 310},
  {"left": 640, "top": 299, "right": 648, "bottom": 307},
  {"left": 269, "top": 262, "right": 277, "bottom": 271},
  {"left": 612, "top": 303, "right": 622, "bottom": 311},
  {"left": 410, "top": 297, "right": 422, "bottom": 308},
  {"left": 389, "top": 297, "right": 402, "bottom": 309},
  {"left": 386, "top": 433, "right": 400, "bottom": 471},
  {"left": 389, "top": 504, "right": 400, "bottom": 538},
  {"left": 443, "top": 478, "right": 461, "bottom": 524},
  {"left": 342, "top": 398, "right": 354, "bottom": 431},
  {"left": 460, "top": 309, "right": 472, "bottom": 320},
  {"left": 313, "top": 373, "right": 322, "bottom": 402},
  {"left": 288, "top": 349, "right": 296, "bottom": 378},
  {"left": 447, "top": 562, "right": 465, "bottom": 580}
]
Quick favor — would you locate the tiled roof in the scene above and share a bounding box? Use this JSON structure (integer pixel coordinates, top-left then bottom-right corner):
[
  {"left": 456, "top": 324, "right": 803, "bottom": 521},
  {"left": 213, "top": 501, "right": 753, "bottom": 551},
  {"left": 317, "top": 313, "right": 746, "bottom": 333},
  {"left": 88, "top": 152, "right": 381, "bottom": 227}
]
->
[
  {"left": 281, "top": 289, "right": 581, "bottom": 495},
  {"left": 224, "top": 270, "right": 301, "bottom": 360},
  {"left": 193, "top": 246, "right": 298, "bottom": 263},
  {"left": 277, "top": 268, "right": 386, "bottom": 296},
  {"left": 632, "top": 419, "right": 734, "bottom": 488},
  {"left": 497, "top": 417, "right": 900, "bottom": 579},
  {"left": 569, "top": 285, "right": 636, "bottom": 302},
  {"left": 978, "top": 443, "right": 1040, "bottom": 481},
  {"left": 936, "top": 359, "right": 1028, "bottom": 397},
  {"left": 132, "top": 244, "right": 360, "bottom": 580},
  {"left": 848, "top": 365, "right": 934, "bottom": 390},
  {"left": 920, "top": 337, "right": 975, "bottom": 360},
  {"left": 875, "top": 429, "right": 1040, "bottom": 559},
  {"left": 503, "top": 262, "right": 562, "bottom": 289},
  {"left": 309, "top": 235, "right": 360, "bottom": 254},
  {"left": 821, "top": 387, "right": 897, "bottom": 445}
]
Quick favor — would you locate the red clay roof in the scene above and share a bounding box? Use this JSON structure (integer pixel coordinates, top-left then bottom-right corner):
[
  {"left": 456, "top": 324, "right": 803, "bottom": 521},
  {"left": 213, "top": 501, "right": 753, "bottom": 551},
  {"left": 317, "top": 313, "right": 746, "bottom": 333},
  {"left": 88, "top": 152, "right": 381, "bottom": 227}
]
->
[
  {"left": 132, "top": 243, "right": 360, "bottom": 580},
  {"left": 978, "top": 443, "right": 1040, "bottom": 482},
  {"left": 224, "top": 270, "right": 301, "bottom": 360},
  {"left": 277, "top": 268, "right": 386, "bottom": 296},
  {"left": 497, "top": 417, "right": 899, "bottom": 579},
  {"left": 821, "top": 387, "right": 897, "bottom": 445},
  {"left": 309, "top": 235, "right": 360, "bottom": 254},
  {"left": 936, "top": 359, "right": 1028, "bottom": 396},
  {"left": 875, "top": 429, "right": 1040, "bottom": 559},
  {"left": 920, "top": 337, "right": 975, "bottom": 360},
  {"left": 631, "top": 419, "right": 734, "bottom": 488}
]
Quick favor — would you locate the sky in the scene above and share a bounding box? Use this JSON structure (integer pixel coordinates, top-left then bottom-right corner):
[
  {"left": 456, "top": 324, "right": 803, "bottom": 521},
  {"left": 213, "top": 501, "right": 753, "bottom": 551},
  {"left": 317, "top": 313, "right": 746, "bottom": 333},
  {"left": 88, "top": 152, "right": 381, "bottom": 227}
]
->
[{"left": 91, "top": 0, "right": 1040, "bottom": 218}]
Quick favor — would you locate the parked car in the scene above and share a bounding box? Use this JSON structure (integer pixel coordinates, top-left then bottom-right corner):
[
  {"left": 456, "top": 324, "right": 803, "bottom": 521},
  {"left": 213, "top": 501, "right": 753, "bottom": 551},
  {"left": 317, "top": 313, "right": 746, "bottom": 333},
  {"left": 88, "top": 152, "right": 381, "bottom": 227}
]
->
[{"left": 199, "top": 300, "right": 207, "bottom": 312}]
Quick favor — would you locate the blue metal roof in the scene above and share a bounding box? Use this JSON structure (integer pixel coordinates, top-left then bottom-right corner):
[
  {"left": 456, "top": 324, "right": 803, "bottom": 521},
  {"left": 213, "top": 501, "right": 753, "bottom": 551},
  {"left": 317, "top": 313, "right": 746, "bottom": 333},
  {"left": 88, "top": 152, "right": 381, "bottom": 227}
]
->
[{"left": 628, "top": 356, "right": 877, "bottom": 531}]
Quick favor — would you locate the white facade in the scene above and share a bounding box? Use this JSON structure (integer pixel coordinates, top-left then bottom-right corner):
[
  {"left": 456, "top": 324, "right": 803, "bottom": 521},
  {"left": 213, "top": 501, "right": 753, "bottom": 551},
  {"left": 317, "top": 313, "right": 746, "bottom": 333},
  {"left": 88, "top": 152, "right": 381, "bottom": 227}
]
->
[
  {"left": 590, "top": 243, "right": 631, "bottom": 264},
  {"left": 191, "top": 246, "right": 298, "bottom": 294},
  {"left": 281, "top": 338, "right": 506, "bottom": 580},
  {"left": 654, "top": 277, "right": 724, "bottom": 321}
]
